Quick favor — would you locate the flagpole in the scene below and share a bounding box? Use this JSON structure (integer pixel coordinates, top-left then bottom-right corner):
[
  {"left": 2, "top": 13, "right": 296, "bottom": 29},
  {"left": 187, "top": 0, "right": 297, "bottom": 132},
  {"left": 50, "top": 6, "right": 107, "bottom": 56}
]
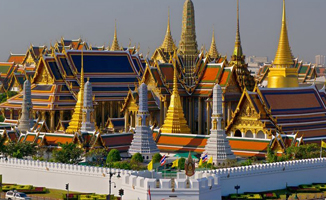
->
[{"left": 321, "top": 139, "right": 323, "bottom": 158}]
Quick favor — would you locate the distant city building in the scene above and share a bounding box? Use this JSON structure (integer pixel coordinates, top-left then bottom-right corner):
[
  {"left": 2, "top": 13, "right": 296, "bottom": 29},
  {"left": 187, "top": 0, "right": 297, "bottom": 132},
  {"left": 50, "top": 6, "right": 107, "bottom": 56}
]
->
[
  {"left": 246, "top": 56, "right": 268, "bottom": 66},
  {"left": 315, "top": 55, "right": 325, "bottom": 67}
]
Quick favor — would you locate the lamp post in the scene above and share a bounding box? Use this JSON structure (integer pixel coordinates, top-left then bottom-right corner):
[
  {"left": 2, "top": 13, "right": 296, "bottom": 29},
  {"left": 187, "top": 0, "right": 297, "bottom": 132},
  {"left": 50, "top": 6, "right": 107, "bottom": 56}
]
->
[
  {"left": 234, "top": 185, "right": 240, "bottom": 200},
  {"left": 108, "top": 163, "right": 121, "bottom": 199}
]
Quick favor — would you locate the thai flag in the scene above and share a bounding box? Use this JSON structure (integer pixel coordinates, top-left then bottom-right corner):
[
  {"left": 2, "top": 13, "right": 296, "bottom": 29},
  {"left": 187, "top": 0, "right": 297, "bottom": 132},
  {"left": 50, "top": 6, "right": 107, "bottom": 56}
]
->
[
  {"left": 160, "top": 155, "right": 167, "bottom": 166},
  {"left": 202, "top": 154, "right": 208, "bottom": 162}
]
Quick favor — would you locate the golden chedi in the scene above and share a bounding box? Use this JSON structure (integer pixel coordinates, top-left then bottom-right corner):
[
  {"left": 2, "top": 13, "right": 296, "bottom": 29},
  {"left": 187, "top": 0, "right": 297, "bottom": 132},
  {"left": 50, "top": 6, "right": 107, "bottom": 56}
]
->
[
  {"left": 268, "top": 0, "right": 298, "bottom": 88},
  {"left": 161, "top": 61, "right": 191, "bottom": 134}
]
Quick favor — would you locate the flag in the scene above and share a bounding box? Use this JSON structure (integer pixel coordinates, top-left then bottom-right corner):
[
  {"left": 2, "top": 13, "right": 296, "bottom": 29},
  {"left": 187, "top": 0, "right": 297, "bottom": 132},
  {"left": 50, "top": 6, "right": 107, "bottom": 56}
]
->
[
  {"left": 160, "top": 155, "right": 167, "bottom": 166},
  {"left": 172, "top": 159, "right": 179, "bottom": 168},
  {"left": 322, "top": 141, "right": 326, "bottom": 149},
  {"left": 148, "top": 185, "right": 152, "bottom": 200},
  {"left": 202, "top": 153, "right": 208, "bottom": 162},
  {"left": 208, "top": 156, "right": 213, "bottom": 164},
  {"left": 199, "top": 158, "right": 203, "bottom": 166},
  {"left": 147, "top": 160, "right": 153, "bottom": 171}
]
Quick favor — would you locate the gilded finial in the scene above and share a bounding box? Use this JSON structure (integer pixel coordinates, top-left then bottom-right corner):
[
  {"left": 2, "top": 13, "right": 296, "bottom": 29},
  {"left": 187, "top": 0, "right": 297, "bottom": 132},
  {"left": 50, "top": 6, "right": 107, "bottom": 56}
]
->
[
  {"left": 273, "top": 0, "right": 294, "bottom": 67},
  {"left": 161, "top": 7, "right": 175, "bottom": 53},
  {"left": 208, "top": 26, "right": 219, "bottom": 59},
  {"left": 110, "top": 19, "right": 120, "bottom": 51},
  {"left": 231, "top": 0, "right": 243, "bottom": 62}
]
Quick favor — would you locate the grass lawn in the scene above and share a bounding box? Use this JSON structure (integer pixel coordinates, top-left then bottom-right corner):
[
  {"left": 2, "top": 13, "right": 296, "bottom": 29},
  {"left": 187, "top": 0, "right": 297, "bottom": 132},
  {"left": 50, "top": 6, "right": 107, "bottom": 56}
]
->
[{"left": 28, "top": 188, "right": 72, "bottom": 199}]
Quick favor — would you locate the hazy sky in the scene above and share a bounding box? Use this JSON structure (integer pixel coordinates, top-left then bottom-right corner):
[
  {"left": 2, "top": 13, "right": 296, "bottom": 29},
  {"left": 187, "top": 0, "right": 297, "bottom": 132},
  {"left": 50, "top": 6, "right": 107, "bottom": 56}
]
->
[{"left": 0, "top": 0, "right": 325, "bottom": 63}]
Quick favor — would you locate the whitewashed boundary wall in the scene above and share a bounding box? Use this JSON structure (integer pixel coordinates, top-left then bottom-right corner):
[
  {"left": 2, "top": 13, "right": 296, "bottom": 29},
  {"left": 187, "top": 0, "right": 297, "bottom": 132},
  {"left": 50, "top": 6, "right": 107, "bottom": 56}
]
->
[
  {"left": 197, "top": 158, "right": 326, "bottom": 196},
  {"left": 0, "top": 158, "right": 160, "bottom": 196},
  {"left": 1, "top": 158, "right": 326, "bottom": 199},
  {"left": 120, "top": 173, "right": 221, "bottom": 200}
]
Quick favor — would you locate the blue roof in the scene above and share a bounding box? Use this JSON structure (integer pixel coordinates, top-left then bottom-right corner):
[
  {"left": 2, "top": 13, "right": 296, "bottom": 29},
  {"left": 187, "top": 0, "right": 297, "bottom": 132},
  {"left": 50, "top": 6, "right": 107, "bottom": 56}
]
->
[{"left": 68, "top": 51, "right": 137, "bottom": 74}]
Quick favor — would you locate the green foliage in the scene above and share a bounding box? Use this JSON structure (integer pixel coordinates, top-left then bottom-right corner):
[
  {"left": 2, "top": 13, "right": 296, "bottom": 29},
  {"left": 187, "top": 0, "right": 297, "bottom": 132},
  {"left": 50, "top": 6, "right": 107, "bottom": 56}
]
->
[
  {"left": 267, "top": 144, "right": 322, "bottom": 163},
  {"left": 178, "top": 157, "right": 186, "bottom": 170},
  {"left": 85, "top": 148, "right": 107, "bottom": 166},
  {"left": 0, "top": 91, "right": 18, "bottom": 103},
  {"left": 5, "top": 141, "right": 37, "bottom": 158},
  {"left": 0, "top": 115, "right": 4, "bottom": 122},
  {"left": 106, "top": 149, "right": 121, "bottom": 164},
  {"left": 131, "top": 153, "right": 143, "bottom": 163},
  {"left": 266, "top": 147, "right": 277, "bottom": 163},
  {"left": 52, "top": 143, "right": 83, "bottom": 164},
  {"left": 152, "top": 153, "right": 162, "bottom": 164},
  {"left": 111, "top": 160, "right": 146, "bottom": 170}
]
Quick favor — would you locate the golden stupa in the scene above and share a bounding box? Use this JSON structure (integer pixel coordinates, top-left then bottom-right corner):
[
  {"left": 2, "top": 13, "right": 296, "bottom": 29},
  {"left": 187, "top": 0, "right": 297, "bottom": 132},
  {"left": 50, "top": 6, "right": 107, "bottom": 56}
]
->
[
  {"left": 66, "top": 52, "right": 85, "bottom": 134},
  {"left": 267, "top": 0, "right": 298, "bottom": 88},
  {"left": 161, "top": 55, "right": 191, "bottom": 134}
]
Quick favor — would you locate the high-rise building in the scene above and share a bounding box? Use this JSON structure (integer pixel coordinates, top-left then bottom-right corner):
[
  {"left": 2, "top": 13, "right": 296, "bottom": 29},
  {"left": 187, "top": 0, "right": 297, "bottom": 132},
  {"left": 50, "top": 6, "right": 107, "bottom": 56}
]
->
[{"left": 315, "top": 55, "right": 325, "bottom": 66}]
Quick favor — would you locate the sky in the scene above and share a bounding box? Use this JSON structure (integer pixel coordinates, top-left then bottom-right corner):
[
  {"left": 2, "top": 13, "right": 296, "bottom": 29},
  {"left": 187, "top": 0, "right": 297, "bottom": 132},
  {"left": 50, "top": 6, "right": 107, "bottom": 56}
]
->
[{"left": 0, "top": 0, "right": 325, "bottom": 63}]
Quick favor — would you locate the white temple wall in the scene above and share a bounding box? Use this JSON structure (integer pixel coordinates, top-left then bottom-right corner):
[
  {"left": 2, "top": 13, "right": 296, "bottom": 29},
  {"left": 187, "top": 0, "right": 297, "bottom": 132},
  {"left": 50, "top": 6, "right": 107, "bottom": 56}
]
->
[{"left": 0, "top": 158, "right": 326, "bottom": 199}]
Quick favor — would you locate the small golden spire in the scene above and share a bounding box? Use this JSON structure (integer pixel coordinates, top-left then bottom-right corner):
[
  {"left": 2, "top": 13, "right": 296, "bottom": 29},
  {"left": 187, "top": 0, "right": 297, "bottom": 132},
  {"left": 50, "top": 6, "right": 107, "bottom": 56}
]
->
[
  {"left": 232, "top": 0, "right": 243, "bottom": 60},
  {"left": 161, "top": 57, "right": 191, "bottom": 134},
  {"left": 208, "top": 27, "right": 219, "bottom": 59},
  {"left": 66, "top": 49, "right": 85, "bottom": 134},
  {"left": 110, "top": 19, "right": 120, "bottom": 51},
  {"left": 161, "top": 7, "right": 176, "bottom": 53},
  {"left": 273, "top": 0, "right": 294, "bottom": 67}
]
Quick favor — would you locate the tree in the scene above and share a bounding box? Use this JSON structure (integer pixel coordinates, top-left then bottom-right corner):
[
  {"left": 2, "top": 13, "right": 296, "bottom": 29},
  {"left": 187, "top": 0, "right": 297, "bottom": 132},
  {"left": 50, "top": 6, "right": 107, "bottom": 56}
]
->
[
  {"left": 85, "top": 148, "right": 107, "bottom": 166},
  {"left": 52, "top": 143, "right": 83, "bottom": 164},
  {"left": 5, "top": 141, "right": 37, "bottom": 158},
  {"left": 152, "top": 153, "right": 162, "bottom": 164},
  {"left": 0, "top": 135, "right": 6, "bottom": 155},
  {"left": 131, "top": 153, "right": 143, "bottom": 163},
  {"left": 266, "top": 147, "right": 277, "bottom": 163},
  {"left": 178, "top": 158, "right": 186, "bottom": 170},
  {"left": 106, "top": 149, "right": 121, "bottom": 165}
]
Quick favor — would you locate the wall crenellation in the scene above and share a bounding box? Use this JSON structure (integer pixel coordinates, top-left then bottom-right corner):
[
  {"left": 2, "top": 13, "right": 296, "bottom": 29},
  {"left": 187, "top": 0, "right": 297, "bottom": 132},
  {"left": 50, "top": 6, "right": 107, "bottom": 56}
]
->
[{"left": 198, "top": 158, "right": 326, "bottom": 178}]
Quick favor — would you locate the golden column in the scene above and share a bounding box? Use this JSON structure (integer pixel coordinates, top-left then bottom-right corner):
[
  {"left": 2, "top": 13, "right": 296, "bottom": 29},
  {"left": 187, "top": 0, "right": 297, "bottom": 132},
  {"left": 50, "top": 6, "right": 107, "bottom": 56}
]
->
[
  {"left": 267, "top": 0, "right": 298, "bottom": 88},
  {"left": 198, "top": 97, "right": 202, "bottom": 134},
  {"left": 50, "top": 111, "right": 55, "bottom": 132},
  {"left": 59, "top": 110, "right": 64, "bottom": 120},
  {"left": 125, "top": 110, "right": 129, "bottom": 132},
  {"left": 10, "top": 109, "right": 13, "bottom": 119}
]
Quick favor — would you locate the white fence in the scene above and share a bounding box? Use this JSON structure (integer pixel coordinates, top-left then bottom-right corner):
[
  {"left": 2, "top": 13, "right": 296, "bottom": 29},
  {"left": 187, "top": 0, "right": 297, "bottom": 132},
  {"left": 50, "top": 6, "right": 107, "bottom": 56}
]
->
[{"left": 1, "top": 158, "right": 326, "bottom": 199}]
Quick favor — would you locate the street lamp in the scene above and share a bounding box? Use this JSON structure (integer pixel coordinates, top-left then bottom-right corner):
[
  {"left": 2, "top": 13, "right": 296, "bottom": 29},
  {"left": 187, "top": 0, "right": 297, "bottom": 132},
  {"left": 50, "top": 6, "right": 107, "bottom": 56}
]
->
[
  {"left": 234, "top": 185, "right": 240, "bottom": 200},
  {"left": 107, "top": 163, "right": 121, "bottom": 198}
]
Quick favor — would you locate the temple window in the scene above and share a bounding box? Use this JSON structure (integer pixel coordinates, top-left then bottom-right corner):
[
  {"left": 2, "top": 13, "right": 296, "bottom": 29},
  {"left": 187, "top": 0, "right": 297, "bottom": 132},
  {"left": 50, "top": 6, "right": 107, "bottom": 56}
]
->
[
  {"left": 256, "top": 131, "right": 265, "bottom": 139},
  {"left": 234, "top": 130, "right": 242, "bottom": 137},
  {"left": 245, "top": 131, "right": 254, "bottom": 138}
]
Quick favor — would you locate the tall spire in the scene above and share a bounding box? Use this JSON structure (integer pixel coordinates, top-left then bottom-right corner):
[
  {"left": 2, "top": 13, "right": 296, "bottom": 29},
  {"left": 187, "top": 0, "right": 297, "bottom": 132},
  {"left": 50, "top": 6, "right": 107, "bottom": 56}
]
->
[
  {"left": 208, "top": 27, "right": 219, "bottom": 59},
  {"left": 110, "top": 20, "right": 120, "bottom": 51},
  {"left": 273, "top": 0, "right": 294, "bottom": 67},
  {"left": 17, "top": 80, "right": 34, "bottom": 133},
  {"left": 178, "top": 0, "right": 198, "bottom": 56},
  {"left": 66, "top": 50, "right": 85, "bottom": 134},
  {"left": 161, "top": 7, "right": 175, "bottom": 53},
  {"left": 231, "top": 0, "right": 244, "bottom": 63},
  {"left": 267, "top": 0, "right": 298, "bottom": 88},
  {"left": 161, "top": 57, "right": 191, "bottom": 134},
  {"left": 81, "top": 77, "right": 95, "bottom": 132}
]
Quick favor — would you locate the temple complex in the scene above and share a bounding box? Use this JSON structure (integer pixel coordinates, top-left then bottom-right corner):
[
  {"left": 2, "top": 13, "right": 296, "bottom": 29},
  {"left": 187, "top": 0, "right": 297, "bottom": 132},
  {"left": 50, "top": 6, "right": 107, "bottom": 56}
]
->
[{"left": 0, "top": 0, "right": 323, "bottom": 161}]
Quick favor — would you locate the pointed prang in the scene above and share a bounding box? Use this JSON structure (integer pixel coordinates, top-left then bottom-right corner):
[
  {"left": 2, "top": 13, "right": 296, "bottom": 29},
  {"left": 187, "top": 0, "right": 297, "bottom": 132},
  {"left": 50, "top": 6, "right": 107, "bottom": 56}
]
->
[
  {"left": 110, "top": 20, "right": 120, "bottom": 51},
  {"left": 208, "top": 27, "right": 219, "bottom": 59},
  {"left": 273, "top": 0, "right": 294, "bottom": 67},
  {"left": 161, "top": 7, "right": 175, "bottom": 53},
  {"left": 231, "top": 0, "right": 244, "bottom": 64}
]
